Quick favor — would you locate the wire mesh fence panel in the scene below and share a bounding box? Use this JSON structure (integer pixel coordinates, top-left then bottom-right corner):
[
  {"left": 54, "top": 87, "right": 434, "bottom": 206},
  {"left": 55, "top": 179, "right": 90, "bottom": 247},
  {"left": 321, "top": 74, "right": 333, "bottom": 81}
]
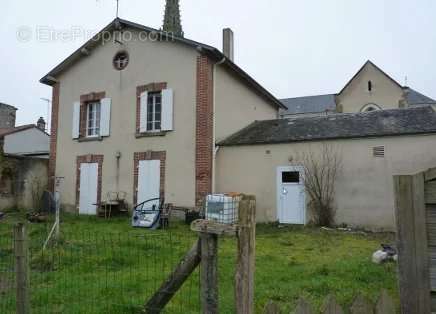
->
[
  {"left": 0, "top": 229, "right": 16, "bottom": 314},
  {"left": 217, "top": 236, "right": 237, "bottom": 313},
  {"left": 1, "top": 225, "right": 201, "bottom": 314}
]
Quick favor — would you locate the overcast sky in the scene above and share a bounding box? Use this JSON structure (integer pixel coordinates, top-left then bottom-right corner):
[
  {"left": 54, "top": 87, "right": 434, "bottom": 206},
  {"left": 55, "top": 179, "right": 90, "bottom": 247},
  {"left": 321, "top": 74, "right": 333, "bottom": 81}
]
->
[{"left": 1, "top": 0, "right": 435, "bottom": 126}]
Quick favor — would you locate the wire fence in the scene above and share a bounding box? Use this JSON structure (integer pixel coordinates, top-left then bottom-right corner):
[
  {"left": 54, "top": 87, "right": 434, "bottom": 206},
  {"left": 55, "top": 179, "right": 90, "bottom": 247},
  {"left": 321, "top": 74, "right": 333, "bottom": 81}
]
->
[
  {"left": 0, "top": 228, "right": 15, "bottom": 313},
  {"left": 0, "top": 225, "right": 202, "bottom": 314}
]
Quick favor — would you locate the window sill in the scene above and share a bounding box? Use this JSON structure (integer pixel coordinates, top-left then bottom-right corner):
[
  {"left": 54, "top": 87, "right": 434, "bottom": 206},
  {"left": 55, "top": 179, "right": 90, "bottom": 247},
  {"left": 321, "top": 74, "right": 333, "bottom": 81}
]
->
[
  {"left": 78, "top": 136, "right": 104, "bottom": 142},
  {"left": 135, "top": 131, "right": 168, "bottom": 138}
]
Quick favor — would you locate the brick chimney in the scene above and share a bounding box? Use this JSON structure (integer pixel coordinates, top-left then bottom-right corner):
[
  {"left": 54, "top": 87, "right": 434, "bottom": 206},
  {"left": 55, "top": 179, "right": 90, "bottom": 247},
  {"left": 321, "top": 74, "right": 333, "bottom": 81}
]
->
[
  {"left": 223, "top": 28, "right": 234, "bottom": 61},
  {"left": 37, "top": 117, "right": 46, "bottom": 131}
]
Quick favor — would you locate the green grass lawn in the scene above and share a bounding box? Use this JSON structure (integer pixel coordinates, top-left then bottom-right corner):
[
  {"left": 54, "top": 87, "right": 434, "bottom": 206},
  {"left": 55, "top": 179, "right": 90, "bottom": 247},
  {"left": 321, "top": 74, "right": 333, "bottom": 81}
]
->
[{"left": 0, "top": 210, "right": 398, "bottom": 313}]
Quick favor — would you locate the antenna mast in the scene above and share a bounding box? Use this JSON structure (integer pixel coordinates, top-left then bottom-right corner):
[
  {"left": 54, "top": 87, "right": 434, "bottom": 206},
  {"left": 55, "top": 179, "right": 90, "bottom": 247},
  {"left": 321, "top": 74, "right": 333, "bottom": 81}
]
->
[{"left": 116, "top": 0, "right": 120, "bottom": 18}]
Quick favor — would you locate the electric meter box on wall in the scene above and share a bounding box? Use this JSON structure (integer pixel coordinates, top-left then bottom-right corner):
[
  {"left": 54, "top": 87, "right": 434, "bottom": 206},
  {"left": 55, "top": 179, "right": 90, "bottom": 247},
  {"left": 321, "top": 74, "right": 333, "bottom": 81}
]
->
[{"left": 205, "top": 194, "right": 242, "bottom": 224}]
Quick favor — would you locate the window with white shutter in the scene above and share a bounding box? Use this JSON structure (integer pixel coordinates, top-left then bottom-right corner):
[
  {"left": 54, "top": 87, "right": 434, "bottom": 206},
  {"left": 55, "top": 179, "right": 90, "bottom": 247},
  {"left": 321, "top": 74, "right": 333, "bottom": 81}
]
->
[
  {"left": 146, "top": 92, "right": 162, "bottom": 131},
  {"left": 86, "top": 102, "right": 101, "bottom": 137},
  {"left": 138, "top": 83, "right": 174, "bottom": 136},
  {"left": 138, "top": 87, "right": 174, "bottom": 134}
]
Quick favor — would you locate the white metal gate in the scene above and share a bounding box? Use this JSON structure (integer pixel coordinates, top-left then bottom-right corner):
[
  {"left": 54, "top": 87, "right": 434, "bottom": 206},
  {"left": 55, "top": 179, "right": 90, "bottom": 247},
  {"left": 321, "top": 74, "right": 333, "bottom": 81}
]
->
[{"left": 276, "top": 166, "right": 306, "bottom": 224}]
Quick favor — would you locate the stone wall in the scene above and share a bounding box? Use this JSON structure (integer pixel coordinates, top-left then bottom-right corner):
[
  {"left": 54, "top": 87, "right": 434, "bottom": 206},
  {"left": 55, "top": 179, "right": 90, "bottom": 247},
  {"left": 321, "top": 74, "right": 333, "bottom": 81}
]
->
[{"left": 0, "top": 156, "right": 48, "bottom": 210}]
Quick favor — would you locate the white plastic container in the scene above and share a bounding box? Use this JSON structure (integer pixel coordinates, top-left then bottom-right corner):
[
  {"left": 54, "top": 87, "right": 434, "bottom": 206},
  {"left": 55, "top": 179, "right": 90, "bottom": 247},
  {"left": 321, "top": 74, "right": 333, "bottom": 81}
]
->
[{"left": 205, "top": 194, "right": 241, "bottom": 224}]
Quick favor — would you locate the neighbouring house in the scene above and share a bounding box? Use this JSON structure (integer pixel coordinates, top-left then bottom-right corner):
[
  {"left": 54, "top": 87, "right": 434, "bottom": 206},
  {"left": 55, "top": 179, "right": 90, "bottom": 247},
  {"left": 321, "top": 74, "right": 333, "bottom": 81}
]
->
[
  {"left": 0, "top": 103, "right": 50, "bottom": 158},
  {"left": 40, "top": 0, "right": 436, "bottom": 230},
  {"left": 40, "top": 0, "right": 283, "bottom": 215},
  {"left": 2, "top": 121, "right": 49, "bottom": 159},
  {"left": 279, "top": 60, "right": 436, "bottom": 118},
  {"left": 0, "top": 103, "right": 49, "bottom": 209}
]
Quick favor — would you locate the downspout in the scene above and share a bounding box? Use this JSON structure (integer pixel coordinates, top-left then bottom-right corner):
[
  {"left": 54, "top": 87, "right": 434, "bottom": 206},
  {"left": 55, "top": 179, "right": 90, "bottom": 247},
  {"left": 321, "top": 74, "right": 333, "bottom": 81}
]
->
[{"left": 212, "top": 57, "right": 226, "bottom": 193}]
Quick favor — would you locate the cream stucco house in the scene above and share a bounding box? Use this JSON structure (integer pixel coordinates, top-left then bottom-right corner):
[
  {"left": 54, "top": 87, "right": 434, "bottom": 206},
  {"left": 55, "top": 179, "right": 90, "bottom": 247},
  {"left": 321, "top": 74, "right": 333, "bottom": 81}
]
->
[
  {"left": 40, "top": 1, "right": 436, "bottom": 230},
  {"left": 40, "top": 16, "right": 283, "bottom": 215}
]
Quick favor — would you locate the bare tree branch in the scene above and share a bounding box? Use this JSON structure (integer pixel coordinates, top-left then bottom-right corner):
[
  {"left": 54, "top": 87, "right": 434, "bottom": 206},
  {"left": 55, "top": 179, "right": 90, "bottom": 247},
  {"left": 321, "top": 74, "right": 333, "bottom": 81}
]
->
[{"left": 294, "top": 144, "right": 342, "bottom": 227}]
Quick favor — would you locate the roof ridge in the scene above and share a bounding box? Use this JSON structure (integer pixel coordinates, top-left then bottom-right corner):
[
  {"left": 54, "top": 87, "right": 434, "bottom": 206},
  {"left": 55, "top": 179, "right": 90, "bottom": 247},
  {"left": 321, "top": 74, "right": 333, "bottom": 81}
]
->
[
  {"left": 280, "top": 93, "right": 336, "bottom": 101},
  {"left": 290, "top": 106, "right": 434, "bottom": 120}
]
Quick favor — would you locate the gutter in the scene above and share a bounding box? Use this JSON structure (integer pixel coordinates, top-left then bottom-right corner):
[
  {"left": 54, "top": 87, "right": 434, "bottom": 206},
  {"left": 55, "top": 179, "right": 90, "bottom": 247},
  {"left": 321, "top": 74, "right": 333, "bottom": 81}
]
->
[{"left": 211, "top": 56, "right": 226, "bottom": 193}]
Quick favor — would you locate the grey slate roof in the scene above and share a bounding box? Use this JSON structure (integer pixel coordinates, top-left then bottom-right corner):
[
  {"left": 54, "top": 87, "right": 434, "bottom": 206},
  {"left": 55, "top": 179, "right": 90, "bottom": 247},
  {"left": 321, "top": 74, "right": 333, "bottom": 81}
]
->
[
  {"left": 279, "top": 94, "right": 337, "bottom": 115},
  {"left": 0, "top": 103, "right": 18, "bottom": 111},
  {"left": 403, "top": 87, "right": 436, "bottom": 105},
  {"left": 219, "top": 107, "right": 436, "bottom": 146}
]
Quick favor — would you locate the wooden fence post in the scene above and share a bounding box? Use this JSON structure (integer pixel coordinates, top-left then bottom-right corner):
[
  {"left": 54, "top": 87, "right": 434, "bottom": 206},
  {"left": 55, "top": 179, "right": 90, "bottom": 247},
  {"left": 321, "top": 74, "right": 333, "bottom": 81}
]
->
[
  {"left": 394, "top": 174, "right": 431, "bottom": 314},
  {"left": 200, "top": 232, "right": 218, "bottom": 314},
  {"left": 14, "top": 223, "right": 30, "bottom": 314},
  {"left": 145, "top": 239, "right": 201, "bottom": 313},
  {"left": 235, "top": 195, "right": 256, "bottom": 314}
]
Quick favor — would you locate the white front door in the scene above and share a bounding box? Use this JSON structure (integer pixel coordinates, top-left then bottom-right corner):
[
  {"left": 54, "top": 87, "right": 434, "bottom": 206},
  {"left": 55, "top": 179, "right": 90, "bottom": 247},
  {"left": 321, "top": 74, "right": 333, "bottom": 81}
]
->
[
  {"left": 79, "top": 163, "right": 98, "bottom": 215},
  {"left": 137, "top": 160, "right": 161, "bottom": 207},
  {"left": 277, "top": 166, "right": 306, "bottom": 224}
]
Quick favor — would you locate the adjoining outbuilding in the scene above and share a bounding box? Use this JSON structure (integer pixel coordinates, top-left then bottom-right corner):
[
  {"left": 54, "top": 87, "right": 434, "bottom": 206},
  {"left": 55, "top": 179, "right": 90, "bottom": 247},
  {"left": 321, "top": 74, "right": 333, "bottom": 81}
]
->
[
  {"left": 0, "top": 103, "right": 49, "bottom": 210},
  {"left": 216, "top": 107, "right": 436, "bottom": 231}
]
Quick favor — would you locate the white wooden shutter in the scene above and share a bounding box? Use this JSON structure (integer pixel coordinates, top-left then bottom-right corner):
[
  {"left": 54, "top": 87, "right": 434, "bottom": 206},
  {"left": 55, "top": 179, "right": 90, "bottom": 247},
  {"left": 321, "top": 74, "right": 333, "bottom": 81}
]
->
[
  {"left": 72, "top": 101, "right": 80, "bottom": 139},
  {"left": 161, "top": 88, "right": 174, "bottom": 131},
  {"left": 100, "top": 98, "right": 111, "bottom": 137},
  {"left": 139, "top": 91, "right": 148, "bottom": 133}
]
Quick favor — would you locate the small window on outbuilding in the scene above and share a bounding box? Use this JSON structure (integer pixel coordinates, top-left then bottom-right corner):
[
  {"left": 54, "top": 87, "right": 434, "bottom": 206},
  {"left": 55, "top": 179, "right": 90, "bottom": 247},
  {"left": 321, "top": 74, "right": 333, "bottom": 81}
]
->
[
  {"left": 282, "top": 171, "right": 300, "bottom": 183},
  {"left": 368, "top": 80, "right": 373, "bottom": 92},
  {"left": 373, "top": 146, "right": 385, "bottom": 158}
]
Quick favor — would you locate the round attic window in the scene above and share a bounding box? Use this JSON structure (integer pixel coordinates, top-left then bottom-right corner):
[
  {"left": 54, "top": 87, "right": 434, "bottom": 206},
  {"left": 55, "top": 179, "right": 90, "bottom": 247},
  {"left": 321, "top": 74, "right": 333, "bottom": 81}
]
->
[
  {"left": 113, "top": 51, "right": 129, "bottom": 70},
  {"left": 361, "top": 103, "right": 381, "bottom": 113}
]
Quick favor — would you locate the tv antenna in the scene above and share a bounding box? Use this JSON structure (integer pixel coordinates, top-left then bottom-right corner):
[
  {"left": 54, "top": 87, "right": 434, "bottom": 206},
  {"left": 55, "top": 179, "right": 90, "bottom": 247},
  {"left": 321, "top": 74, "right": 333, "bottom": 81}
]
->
[{"left": 95, "top": 0, "right": 120, "bottom": 18}]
